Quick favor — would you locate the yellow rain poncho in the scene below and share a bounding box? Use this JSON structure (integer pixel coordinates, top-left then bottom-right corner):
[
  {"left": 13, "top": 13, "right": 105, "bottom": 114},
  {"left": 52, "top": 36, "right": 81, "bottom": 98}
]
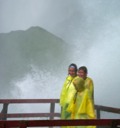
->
[
  {"left": 67, "top": 77, "right": 96, "bottom": 128},
  {"left": 84, "top": 77, "right": 94, "bottom": 103},
  {"left": 60, "top": 75, "right": 77, "bottom": 119}
]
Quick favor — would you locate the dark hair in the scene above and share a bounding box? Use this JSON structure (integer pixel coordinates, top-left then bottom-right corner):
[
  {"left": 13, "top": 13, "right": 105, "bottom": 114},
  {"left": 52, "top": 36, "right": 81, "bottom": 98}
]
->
[
  {"left": 78, "top": 66, "right": 88, "bottom": 74},
  {"left": 69, "top": 63, "right": 77, "bottom": 73}
]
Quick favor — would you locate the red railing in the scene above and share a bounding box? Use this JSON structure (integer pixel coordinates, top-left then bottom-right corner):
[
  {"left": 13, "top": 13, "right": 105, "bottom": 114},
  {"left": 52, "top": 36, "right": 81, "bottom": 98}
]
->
[
  {"left": 0, "top": 99, "right": 120, "bottom": 128},
  {"left": 0, "top": 99, "right": 60, "bottom": 120},
  {"left": 0, "top": 119, "right": 120, "bottom": 128}
]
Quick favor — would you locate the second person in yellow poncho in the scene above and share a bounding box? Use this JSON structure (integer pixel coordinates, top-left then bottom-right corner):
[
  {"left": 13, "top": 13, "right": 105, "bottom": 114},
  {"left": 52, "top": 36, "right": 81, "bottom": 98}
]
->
[
  {"left": 67, "top": 76, "right": 96, "bottom": 128},
  {"left": 78, "top": 66, "right": 94, "bottom": 103}
]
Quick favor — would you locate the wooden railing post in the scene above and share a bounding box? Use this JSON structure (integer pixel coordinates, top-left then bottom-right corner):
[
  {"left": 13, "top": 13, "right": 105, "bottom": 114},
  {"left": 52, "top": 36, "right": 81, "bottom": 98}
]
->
[
  {"left": 0, "top": 103, "right": 9, "bottom": 120},
  {"left": 96, "top": 106, "right": 101, "bottom": 119},
  {"left": 49, "top": 102, "right": 55, "bottom": 128},
  {"left": 50, "top": 103, "right": 55, "bottom": 120}
]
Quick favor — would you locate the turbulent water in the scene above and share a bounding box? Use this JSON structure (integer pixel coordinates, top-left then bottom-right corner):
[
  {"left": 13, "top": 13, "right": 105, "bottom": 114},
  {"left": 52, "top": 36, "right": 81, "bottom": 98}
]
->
[{"left": 0, "top": 0, "right": 120, "bottom": 119}]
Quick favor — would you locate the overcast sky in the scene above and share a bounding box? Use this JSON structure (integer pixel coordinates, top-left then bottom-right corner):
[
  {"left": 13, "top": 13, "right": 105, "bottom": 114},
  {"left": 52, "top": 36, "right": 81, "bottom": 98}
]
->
[
  {"left": 1, "top": 0, "right": 120, "bottom": 42},
  {"left": 0, "top": 0, "right": 80, "bottom": 33}
]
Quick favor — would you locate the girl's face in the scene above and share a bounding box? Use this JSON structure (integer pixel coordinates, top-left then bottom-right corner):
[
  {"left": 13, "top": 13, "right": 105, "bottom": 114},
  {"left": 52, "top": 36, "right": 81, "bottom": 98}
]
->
[
  {"left": 68, "top": 67, "right": 76, "bottom": 77},
  {"left": 77, "top": 69, "right": 87, "bottom": 79}
]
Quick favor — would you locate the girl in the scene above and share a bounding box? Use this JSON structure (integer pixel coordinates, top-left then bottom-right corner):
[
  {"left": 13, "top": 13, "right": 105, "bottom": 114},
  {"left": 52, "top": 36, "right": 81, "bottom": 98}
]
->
[
  {"left": 60, "top": 63, "right": 77, "bottom": 119},
  {"left": 67, "top": 76, "right": 96, "bottom": 128}
]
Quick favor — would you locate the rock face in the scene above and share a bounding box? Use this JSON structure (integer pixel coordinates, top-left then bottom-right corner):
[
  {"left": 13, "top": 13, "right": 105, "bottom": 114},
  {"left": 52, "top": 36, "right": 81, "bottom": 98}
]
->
[{"left": 0, "top": 26, "right": 70, "bottom": 97}]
